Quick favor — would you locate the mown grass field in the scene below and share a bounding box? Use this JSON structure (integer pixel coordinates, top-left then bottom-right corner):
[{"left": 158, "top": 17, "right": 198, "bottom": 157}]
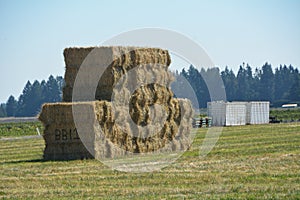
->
[
  {"left": 0, "top": 122, "right": 43, "bottom": 138},
  {"left": 0, "top": 122, "right": 299, "bottom": 199}
]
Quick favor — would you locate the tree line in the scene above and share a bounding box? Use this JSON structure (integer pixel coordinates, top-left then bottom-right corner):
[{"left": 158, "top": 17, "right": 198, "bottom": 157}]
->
[
  {"left": 174, "top": 63, "right": 300, "bottom": 108},
  {"left": 0, "top": 63, "right": 299, "bottom": 117},
  {"left": 0, "top": 76, "right": 63, "bottom": 117}
]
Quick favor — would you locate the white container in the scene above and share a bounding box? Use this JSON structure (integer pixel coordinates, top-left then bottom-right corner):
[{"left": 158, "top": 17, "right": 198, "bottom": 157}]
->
[
  {"left": 225, "top": 102, "right": 247, "bottom": 126},
  {"left": 208, "top": 101, "right": 270, "bottom": 126},
  {"left": 207, "top": 101, "right": 226, "bottom": 126},
  {"left": 247, "top": 101, "right": 269, "bottom": 124}
]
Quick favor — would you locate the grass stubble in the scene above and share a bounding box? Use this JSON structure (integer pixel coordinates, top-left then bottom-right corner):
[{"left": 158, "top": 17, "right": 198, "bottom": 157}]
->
[{"left": 0, "top": 122, "right": 299, "bottom": 199}]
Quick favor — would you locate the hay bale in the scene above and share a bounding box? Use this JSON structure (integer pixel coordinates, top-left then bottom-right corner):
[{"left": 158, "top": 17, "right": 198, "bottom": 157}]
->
[
  {"left": 39, "top": 97, "right": 193, "bottom": 160},
  {"left": 63, "top": 47, "right": 171, "bottom": 102},
  {"left": 39, "top": 102, "right": 95, "bottom": 160},
  {"left": 93, "top": 97, "right": 193, "bottom": 157},
  {"left": 63, "top": 47, "right": 171, "bottom": 70}
]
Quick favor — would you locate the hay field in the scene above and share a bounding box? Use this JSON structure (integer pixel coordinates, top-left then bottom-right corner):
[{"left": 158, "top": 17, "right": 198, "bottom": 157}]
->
[
  {"left": 0, "top": 122, "right": 43, "bottom": 137},
  {"left": 0, "top": 122, "right": 299, "bottom": 199}
]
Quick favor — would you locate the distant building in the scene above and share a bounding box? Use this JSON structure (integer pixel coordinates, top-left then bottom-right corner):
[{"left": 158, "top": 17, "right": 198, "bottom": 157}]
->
[
  {"left": 282, "top": 104, "right": 297, "bottom": 108},
  {"left": 208, "top": 101, "right": 270, "bottom": 126}
]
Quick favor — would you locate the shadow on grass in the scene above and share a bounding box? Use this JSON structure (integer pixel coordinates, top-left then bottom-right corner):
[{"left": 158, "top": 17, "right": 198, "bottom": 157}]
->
[
  {"left": 1, "top": 158, "right": 46, "bottom": 164},
  {"left": 2, "top": 157, "right": 94, "bottom": 165}
]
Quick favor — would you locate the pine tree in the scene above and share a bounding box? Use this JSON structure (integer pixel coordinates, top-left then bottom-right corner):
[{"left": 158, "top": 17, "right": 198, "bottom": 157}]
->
[
  {"left": 189, "top": 66, "right": 210, "bottom": 108},
  {"left": 6, "top": 95, "right": 17, "bottom": 117},
  {"left": 274, "top": 65, "right": 292, "bottom": 103},
  {"left": 16, "top": 81, "right": 32, "bottom": 117},
  {"left": 221, "top": 66, "right": 237, "bottom": 101},
  {"left": 259, "top": 62, "right": 274, "bottom": 101},
  {"left": 0, "top": 104, "right": 6, "bottom": 117},
  {"left": 42, "top": 75, "right": 61, "bottom": 103},
  {"left": 252, "top": 68, "right": 261, "bottom": 101},
  {"left": 288, "top": 73, "right": 300, "bottom": 102},
  {"left": 202, "top": 67, "right": 225, "bottom": 102},
  {"left": 236, "top": 65, "right": 247, "bottom": 100},
  {"left": 29, "top": 80, "right": 43, "bottom": 116}
]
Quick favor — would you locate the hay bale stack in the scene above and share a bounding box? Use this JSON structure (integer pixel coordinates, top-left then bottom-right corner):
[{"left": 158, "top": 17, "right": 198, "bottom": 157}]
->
[
  {"left": 39, "top": 46, "right": 194, "bottom": 160},
  {"left": 63, "top": 47, "right": 171, "bottom": 102}
]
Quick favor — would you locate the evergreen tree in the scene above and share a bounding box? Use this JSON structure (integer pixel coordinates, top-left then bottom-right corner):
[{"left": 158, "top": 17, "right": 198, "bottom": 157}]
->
[
  {"left": 274, "top": 65, "right": 292, "bottom": 103},
  {"left": 17, "top": 80, "right": 42, "bottom": 116},
  {"left": 221, "top": 66, "right": 237, "bottom": 101},
  {"left": 172, "top": 71, "right": 199, "bottom": 107},
  {"left": 236, "top": 65, "right": 247, "bottom": 100},
  {"left": 16, "top": 81, "right": 32, "bottom": 117},
  {"left": 288, "top": 72, "right": 300, "bottom": 102},
  {"left": 274, "top": 65, "right": 289, "bottom": 105},
  {"left": 42, "top": 75, "right": 62, "bottom": 103},
  {"left": 6, "top": 95, "right": 17, "bottom": 117},
  {"left": 201, "top": 67, "right": 224, "bottom": 102},
  {"left": 188, "top": 65, "right": 210, "bottom": 108},
  {"left": 252, "top": 68, "right": 261, "bottom": 100},
  {"left": 259, "top": 62, "right": 274, "bottom": 101},
  {"left": 236, "top": 64, "right": 255, "bottom": 101},
  {"left": 29, "top": 80, "right": 43, "bottom": 115},
  {"left": 181, "top": 68, "right": 188, "bottom": 78},
  {"left": 1, "top": 75, "right": 64, "bottom": 117},
  {"left": 0, "top": 104, "right": 6, "bottom": 117},
  {"left": 56, "top": 76, "right": 64, "bottom": 96},
  {"left": 245, "top": 64, "right": 255, "bottom": 100}
]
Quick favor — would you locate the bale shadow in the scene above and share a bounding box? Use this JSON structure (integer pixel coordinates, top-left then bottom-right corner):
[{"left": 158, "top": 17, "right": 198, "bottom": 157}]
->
[
  {"left": 1, "top": 158, "right": 45, "bottom": 165},
  {"left": 2, "top": 156, "right": 95, "bottom": 165}
]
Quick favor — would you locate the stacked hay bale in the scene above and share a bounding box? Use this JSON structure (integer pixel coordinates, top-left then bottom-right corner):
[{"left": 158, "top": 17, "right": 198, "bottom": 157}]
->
[
  {"left": 63, "top": 47, "right": 172, "bottom": 102},
  {"left": 39, "top": 46, "right": 193, "bottom": 160},
  {"left": 39, "top": 102, "right": 95, "bottom": 160},
  {"left": 93, "top": 91, "right": 193, "bottom": 159}
]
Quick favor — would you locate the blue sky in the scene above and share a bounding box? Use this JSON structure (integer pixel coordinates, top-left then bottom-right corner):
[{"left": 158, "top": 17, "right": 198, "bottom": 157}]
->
[{"left": 0, "top": 0, "right": 299, "bottom": 103}]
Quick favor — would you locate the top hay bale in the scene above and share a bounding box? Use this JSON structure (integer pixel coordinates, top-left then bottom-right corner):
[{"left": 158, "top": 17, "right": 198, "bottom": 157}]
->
[
  {"left": 63, "top": 46, "right": 171, "bottom": 68},
  {"left": 63, "top": 47, "right": 172, "bottom": 102}
]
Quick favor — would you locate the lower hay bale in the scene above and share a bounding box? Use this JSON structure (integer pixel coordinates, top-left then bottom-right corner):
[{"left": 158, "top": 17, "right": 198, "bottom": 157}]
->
[
  {"left": 39, "top": 97, "right": 193, "bottom": 160},
  {"left": 93, "top": 97, "right": 193, "bottom": 157},
  {"left": 39, "top": 102, "right": 96, "bottom": 160}
]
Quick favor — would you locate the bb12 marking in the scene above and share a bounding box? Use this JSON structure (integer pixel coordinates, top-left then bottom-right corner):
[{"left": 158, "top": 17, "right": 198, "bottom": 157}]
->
[{"left": 55, "top": 128, "right": 80, "bottom": 141}]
